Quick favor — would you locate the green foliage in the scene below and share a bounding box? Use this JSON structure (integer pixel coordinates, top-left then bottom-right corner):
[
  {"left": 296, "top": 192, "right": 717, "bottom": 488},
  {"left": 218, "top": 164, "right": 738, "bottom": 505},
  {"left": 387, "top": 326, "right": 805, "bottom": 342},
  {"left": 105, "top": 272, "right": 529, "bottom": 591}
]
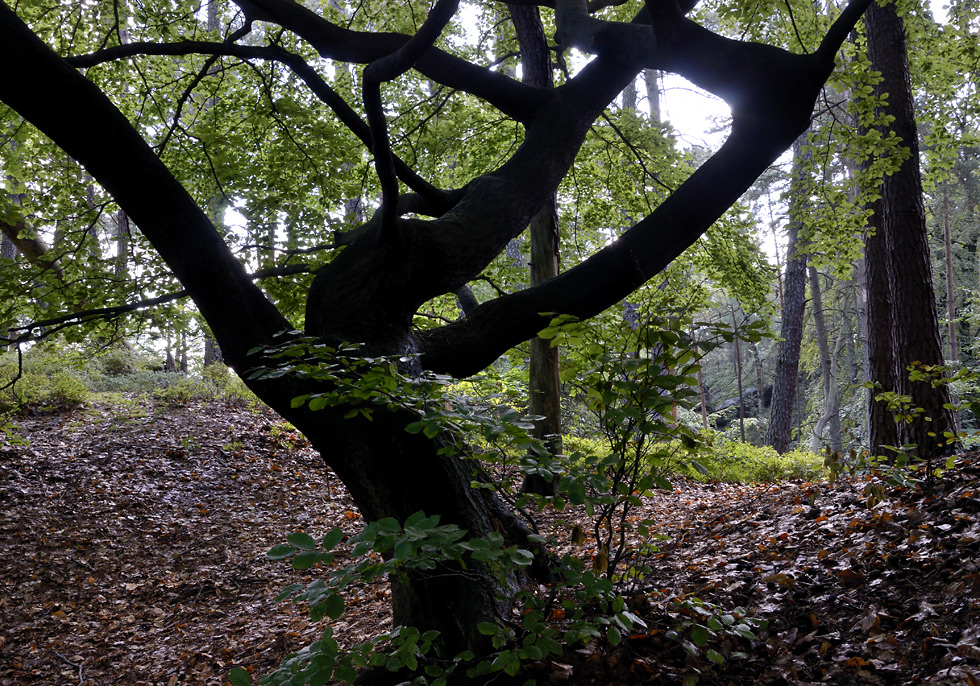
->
[
  {"left": 0, "top": 344, "right": 90, "bottom": 413},
  {"left": 665, "top": 595, "right": 768, "bottom": 674},
  {"left": 682, "top": 436, "right": 826, "bottom": 483}
]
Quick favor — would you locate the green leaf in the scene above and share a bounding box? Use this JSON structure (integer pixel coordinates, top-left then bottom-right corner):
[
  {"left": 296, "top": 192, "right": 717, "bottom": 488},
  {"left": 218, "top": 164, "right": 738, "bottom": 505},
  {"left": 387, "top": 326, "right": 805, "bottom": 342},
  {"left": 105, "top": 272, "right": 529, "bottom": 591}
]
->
[
  {"left": 691, "top": 625, "right": 709, "bottom": 646},
  {"left": 292, "top": 550, "right": 323, "bottom": 570},
  {"left": 287, "top": 532, "right": 317, "bottom": 550},
  {"left": 265, "top": 544, "right": 295, "bottom": 560},
  {"left": 607, "top": 626, "right": 622, "bottom": 646},
  {"left": 322, "top": 528, "right": 345, "bottom": 550},
  {"left": 706, "top": 648, "right": 724, "bottom": 665},
  {"left": 565, "top": 479, "right": 586, "bottom": 506},
  {"left": 323, "top": 593, "right": 345, "bottom": 619},
  {"left": 228, "top": 667, "right": 251, "bottom": 686}
]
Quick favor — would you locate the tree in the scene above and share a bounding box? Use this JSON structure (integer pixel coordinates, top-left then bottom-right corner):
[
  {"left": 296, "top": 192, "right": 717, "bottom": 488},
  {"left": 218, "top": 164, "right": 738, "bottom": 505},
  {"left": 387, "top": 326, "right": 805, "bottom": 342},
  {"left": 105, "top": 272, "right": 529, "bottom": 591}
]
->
[
  {"left": 509, "top": 4, "right": 563, "bottom": 495},
  {"left": 766, "top": 137, "right": 810, "bottom": 453},
  {"left": 0, "top": 0, "right": 872, "bottom": 659},
  {"left": 863, "top": 0, "right": 955, "bottom": 457}
]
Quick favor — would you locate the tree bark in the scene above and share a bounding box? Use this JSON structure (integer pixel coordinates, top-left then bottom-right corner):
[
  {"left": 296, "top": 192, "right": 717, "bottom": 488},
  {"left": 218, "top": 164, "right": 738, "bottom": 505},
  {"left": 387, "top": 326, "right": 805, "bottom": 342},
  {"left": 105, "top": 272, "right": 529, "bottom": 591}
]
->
[
  {"left": 864, "top": 1, "right": 955, "bottom": 457},
  {"left": 766, "top": 137, "right": 810, "bottom": 453},
  {"left": 510, "top": 4, "right": 563, "bottom": 495},
  {"left": 808, "top": 265, "right": 843, "bottom": 453}
]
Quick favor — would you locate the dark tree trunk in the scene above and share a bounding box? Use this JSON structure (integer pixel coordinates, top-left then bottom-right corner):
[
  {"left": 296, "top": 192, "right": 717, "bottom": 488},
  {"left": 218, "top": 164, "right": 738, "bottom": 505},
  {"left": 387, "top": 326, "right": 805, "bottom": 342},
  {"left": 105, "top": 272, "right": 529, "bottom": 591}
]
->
[
  {"left": 864, "top": 2, "right": 955, "bottom": 457},
  {"left": 766, "top": 137, "right": 810, "bottom": 453},
  {"left": 282, "top": 404, "right": 534, "bottom": 656}
]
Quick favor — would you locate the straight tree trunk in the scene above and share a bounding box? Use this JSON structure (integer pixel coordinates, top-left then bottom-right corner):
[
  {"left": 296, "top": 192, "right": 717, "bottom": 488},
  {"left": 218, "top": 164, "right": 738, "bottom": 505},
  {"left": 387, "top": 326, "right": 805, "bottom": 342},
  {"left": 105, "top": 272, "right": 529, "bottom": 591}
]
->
[
  {"left": 731, "top": 303, "right": 746, "bottom": 443},
  {"left": 864, "top": 2, "right": 955, "bottom": 457},
  {"left": 808, "top": 265, "right": 843, "bottom": 453},
  {"left": 766, "top": 137, "right": 810, "bottom": 453},
  {"left": 942, "top": 183, "right": 959, "bottom": 363},
  {"left": 511, "top": 4, "right": 562, "bottom": 494}
]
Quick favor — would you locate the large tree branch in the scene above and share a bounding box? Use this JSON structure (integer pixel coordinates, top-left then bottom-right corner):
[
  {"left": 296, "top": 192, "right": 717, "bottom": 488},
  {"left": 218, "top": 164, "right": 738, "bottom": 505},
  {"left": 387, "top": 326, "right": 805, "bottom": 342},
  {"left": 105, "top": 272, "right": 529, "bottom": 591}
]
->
[
  {"left": 0, "top": 1, "right": 290, "bottom": 368},
  {"left": 0, "top": 217, "right": 63, "bottom": 279},
  {"left": 362, "top": 0, "right": 461, "bottom": 234},
  {"left": 417, "top": 0, "right": 875, "bottom": 377}
]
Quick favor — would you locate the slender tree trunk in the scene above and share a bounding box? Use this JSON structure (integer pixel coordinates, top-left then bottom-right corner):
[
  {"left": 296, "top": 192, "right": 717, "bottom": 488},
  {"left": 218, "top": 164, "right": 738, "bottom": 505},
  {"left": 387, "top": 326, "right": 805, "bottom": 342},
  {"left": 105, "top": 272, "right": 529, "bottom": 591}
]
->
[
  {"left": 808, "top": 265, "right": 843, "bottom": 453},
  {"left": 511, "top": 4, "right": 562, "bottom": 494},
  {"left": 643, "top": 69, "right": 661, "bottom": 123},
  {"left": 115, "top": 209, "right": 129, "bottom": 279},
  {"left": 751, "top": 343, "right": 765, "bottom": 420},
  {"left": 766, "top": 136, "right": 810, "bottom": 453},
  {"left": 730, "top": 303, "right": 746, "bottom": 443},
  {"left": 943, "top": 182, "right": 959, "bottom": 363}
]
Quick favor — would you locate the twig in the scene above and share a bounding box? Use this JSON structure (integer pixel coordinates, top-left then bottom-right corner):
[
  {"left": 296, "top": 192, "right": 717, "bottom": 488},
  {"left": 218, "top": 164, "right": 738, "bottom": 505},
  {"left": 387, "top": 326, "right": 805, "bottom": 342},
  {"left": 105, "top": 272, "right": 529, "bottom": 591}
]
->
[{"left": 50, "top": 649, "right": 83, "bottom": 683}]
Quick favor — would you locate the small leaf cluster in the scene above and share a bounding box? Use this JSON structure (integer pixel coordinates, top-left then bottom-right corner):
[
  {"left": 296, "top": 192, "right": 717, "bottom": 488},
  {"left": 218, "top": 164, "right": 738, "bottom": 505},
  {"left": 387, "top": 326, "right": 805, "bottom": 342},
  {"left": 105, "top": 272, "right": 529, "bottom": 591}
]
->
[
  {"left": 255, "top": 511, "right": 536, "bottom": 686},
  {"left": 665, "top": 596, "right": 768, "bottom": 680}
]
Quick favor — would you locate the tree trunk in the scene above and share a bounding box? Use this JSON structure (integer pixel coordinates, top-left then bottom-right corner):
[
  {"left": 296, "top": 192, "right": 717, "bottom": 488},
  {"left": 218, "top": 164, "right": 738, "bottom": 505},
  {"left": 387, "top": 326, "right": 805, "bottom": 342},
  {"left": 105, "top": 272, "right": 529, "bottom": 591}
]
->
[
  {"left": 271, "top": 397, "right": 541, "bottom": 657},
  {"left": 942, "top": 183, "right": 959, "bottom": 363},
  {"left": 731, "top": 303, "right": 746, "bottom": 443},
  {"left": 808, "top": 265, "right": 842, "bottom": 453},
  {"left": 864, "top": 2, "right": 955, "bottom": 457},
  {"left": 510, "top": 4, "right": 563, "bottom": 495},
  {"left": 765, "top": 137, "right": 810, "bottom": 453}
]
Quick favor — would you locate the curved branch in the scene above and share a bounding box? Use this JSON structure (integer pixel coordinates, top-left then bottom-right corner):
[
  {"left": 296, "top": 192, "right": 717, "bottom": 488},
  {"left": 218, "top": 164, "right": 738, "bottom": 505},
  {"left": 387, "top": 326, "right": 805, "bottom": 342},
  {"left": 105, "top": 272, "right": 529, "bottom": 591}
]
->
[
  {"left": 417, "top": 0, "right": 876, "bottom": 377},
  {"left": 232, "top": 0, "right": 544, "bottom": 122},
  {"left": 362, "top": 0, "right": 461, "bottom": 234}
]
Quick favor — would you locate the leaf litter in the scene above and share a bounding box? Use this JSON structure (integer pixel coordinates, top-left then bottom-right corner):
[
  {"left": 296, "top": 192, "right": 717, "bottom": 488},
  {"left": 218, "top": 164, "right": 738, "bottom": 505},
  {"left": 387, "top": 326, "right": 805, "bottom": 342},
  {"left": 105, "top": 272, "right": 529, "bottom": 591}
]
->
[{"left": 1, "top": 398, "right": 978, "bottom": 685}]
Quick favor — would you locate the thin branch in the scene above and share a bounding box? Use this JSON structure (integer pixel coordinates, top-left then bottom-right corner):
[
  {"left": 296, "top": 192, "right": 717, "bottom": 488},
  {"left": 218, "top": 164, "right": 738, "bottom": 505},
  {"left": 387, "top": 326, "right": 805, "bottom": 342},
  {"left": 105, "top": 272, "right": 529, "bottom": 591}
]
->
[
  {"left": 231, "top": 0, "right": 543, "bottom": 122},
  {"left": 783, "top": 0, "right": 810, "bottom": 55},
  {"left": 69, "top": 40, "right": 458, "bottom": 209},
  {"left": 4, "top": 264, "right": 313, "bottom": 343}
]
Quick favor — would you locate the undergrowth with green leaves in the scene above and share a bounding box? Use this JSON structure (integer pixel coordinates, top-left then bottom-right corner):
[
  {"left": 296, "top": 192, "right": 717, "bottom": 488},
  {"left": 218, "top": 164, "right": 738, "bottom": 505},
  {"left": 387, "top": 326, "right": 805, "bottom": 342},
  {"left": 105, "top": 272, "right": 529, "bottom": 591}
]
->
[
  {"left": 235, "top": 318, "right": 777, "bottom": 686},
  {"left": 0, "top": 341, "right": 260, "bottom": 415}
]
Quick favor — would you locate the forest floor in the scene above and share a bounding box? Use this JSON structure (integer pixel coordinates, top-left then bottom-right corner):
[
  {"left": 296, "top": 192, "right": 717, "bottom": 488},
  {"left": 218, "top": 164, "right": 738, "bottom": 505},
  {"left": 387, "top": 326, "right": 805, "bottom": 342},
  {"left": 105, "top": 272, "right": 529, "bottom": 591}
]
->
[{"left": 1, "top": 397, "right": 979, "bottom": 686}]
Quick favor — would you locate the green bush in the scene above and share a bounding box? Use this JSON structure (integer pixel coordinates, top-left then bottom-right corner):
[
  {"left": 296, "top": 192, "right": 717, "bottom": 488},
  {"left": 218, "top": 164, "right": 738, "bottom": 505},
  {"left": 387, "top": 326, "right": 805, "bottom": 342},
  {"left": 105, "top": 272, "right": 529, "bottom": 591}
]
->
[
  {"left": 0, "top": 345, "right": 90, "bottom": 413},
  {"left": 678, "top": 434, "right": 825, "bottom": 483}
]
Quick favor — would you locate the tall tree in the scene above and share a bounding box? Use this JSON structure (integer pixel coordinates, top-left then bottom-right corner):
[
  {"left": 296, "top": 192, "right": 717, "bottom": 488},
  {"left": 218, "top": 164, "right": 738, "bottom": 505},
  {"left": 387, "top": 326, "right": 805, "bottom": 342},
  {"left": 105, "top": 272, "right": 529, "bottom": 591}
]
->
[
  {"left": 0, "top": 0, "right": 873, "bottom": 656},
  {"left": 509, "top": 4, "right": 562, "bottom": 495},
  {"left": 864, "top": 0, "right": 955, "bottom": 457},
  {"left": 766, "top": 137, "right": 810, "bottom": 453},
  {"left": 808, "top": 264, "right": 843, "bottom": 453}
]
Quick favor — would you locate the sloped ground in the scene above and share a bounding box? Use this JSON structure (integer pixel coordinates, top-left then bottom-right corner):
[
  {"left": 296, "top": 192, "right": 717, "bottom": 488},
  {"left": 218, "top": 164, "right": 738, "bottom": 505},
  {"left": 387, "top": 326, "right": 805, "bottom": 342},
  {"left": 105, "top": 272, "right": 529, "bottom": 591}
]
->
[{"left": 0, "top": 398, "right": 978, "bottom": 685}]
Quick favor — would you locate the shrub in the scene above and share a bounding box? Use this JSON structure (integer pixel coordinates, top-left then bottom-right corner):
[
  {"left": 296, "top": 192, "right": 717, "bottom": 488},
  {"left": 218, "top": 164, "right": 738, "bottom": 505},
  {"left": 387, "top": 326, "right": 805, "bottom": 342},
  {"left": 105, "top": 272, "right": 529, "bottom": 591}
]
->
[
  {"left": 0, "top": 345, "right": 90, "bottom": 413},
  {"left": 678, "top": 435, "right": 825, "bottom": 483}
]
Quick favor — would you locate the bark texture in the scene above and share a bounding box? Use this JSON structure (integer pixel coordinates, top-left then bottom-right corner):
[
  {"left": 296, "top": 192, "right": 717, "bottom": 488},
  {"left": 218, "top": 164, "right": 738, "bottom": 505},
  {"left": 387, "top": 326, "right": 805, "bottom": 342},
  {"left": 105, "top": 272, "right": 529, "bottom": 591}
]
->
[
  {"left": 766, "top": 138, "right": 809, "bottom": 453},
  {"left": 864, "top": 2, "right": 954, "bottom": 457},
  {"left": 510, "top": 4, "right": 563, "bottom": 495}
]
